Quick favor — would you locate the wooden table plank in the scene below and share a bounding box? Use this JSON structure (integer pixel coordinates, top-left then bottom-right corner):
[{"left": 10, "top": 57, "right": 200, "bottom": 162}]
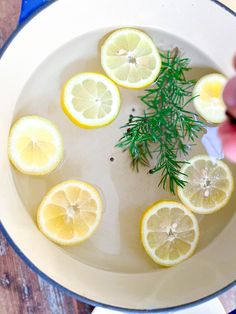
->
[
  {"left": 0, "top": 0, "right": 21, "bottom": 48},
  {"left": 0, "top": 231, "right": 94, "bottom": 314},
  {"left": 0, "top": 1, "right": 94, "bottom": 312}
]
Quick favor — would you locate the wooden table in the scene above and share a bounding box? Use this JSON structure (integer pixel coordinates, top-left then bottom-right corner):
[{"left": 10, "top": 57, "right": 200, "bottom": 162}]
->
[{"left": 0, "top": 1, "right": 235, "bottom": 313}]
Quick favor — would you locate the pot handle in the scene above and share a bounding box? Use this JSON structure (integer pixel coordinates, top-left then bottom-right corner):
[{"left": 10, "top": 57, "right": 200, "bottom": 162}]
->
[{"left": 92, "top": 298, "right": 225, "bottom": 314}]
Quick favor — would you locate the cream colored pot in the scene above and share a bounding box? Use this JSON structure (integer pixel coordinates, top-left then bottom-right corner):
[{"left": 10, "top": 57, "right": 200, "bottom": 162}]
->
[{"left": 0, "top": 0, "right": 235, "bottom": 312}]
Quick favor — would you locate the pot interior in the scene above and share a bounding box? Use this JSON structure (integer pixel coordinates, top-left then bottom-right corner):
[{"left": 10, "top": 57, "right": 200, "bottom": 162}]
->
[{"left": 12, "top": 27, "right": 236, "bottom": 274}]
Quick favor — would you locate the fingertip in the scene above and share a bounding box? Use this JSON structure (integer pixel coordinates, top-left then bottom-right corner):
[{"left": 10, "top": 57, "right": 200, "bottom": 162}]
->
[
  {"left": 222, "top": 137, "right": 236, "bottom": 163},
  {"left": 218, "top": 120, "right": 236, "bottom": 138},
  {"left": 222, "top": 76, "right": 236, "bottom": 118},
  {"left": 233, "top": 54, "right": 236, "bottom": 70}
]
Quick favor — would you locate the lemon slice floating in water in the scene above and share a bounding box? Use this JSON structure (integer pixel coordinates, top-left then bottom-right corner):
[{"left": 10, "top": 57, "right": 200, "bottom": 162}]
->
[
  {"left": 62, "top": 72, "right": 121, "bottom": 128},
  {"left": 37, "top": 180, "right": 103, "bottom": 245},
  {"left": 193, "top": 73, "right": 227, "bottom": 124},
  {"left": 141, "top": 201, "right": 199, "bottom": 267},
  {"left": 8, "top": 115, "right": 63, "bottom": 175},
  {"left": 178, "top": 155, "right": 233, "bottom": 214},
  {"left": 101, "top": 28, "right": 162, "bottom": 89}
]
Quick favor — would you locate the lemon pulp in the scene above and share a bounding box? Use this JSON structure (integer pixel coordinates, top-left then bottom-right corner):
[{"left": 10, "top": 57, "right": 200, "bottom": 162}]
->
[
  {"left": 141, "top": 201, "right": 199, "bottom": 266},
  {"left": 8, "top": 115, "right": 63, "bottom": 175},
  {"left": 178, "top": 155, "right": 234, "bottom": 214},
  {"left": 193, "top": 73, "right": 227, "bottom": 123},
  {"left": 62, "top": 72, "right": 121, "bottom": 128},
  {"left": 37, "top": 180, "right": 103, "bottom": 245},
  {"left": 101, "top": 28, "right": 162, "bottom": 89}
]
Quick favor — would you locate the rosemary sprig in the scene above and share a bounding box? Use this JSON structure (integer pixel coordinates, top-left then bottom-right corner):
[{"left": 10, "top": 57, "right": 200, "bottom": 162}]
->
[{"left": 116, "top": 48, "right": 204, "bottom": 194}]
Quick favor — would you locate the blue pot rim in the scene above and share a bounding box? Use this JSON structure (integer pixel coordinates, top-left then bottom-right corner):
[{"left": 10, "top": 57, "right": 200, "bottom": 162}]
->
[{"left": 0, "top": 0, "right": 235, "bottom": 312}]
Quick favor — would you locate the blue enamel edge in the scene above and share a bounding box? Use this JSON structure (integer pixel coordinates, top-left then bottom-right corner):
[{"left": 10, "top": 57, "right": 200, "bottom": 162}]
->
[
  {"left": 0, "top": 0, "right": 235, "bottom": 312},
  {"left": 19, "top": 0, "right": 52, "bottom": 23},
  {"left": 1, "top": 220, "right": 235, "bottom": 313},
  {"left": 210, "top": 0, "right": 236, "bottom": 16},
  {"left": 0, "top": 0, "right": 58, "bottom": 58}
]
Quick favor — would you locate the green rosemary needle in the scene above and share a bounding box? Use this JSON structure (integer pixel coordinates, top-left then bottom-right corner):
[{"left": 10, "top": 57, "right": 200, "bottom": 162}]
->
[{"left": 116, "top": 48, "right": 204, "bottom": 194}]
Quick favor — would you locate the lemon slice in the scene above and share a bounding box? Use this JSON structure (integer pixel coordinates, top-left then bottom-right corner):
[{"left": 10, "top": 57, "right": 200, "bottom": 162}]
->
[
  {"left": 141, "top": 201, "right": 199, "bottom": 267},
  {"left": 193, "top": 73, "right": 227, "bottom": 123},
  {"left": 37, "top": 180, "right": 103, "bottom": 245},
  {"left": 8, "top": 116, "right": 63, "bottom": 175},
  {"left": 178, "top": 155, "right": 233, "bottom": 214},
  {"left": 62, "top": 72, "right": 121, "bottom": 128},
  {"left": 101, "top": 28, "right": 162, "bottom": 89}
]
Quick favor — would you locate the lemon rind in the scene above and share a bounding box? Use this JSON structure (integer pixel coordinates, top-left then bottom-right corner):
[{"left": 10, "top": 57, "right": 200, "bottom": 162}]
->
[
  {"left": 37, "top": 180, "right": 103, "bottom": 246},
  {"left": 192, "top": 73, "right": 227, "bottom": 124},
  {"left": 8, "top": 115, "right": 64, "bottom": 176},
  {"left": 141, "top": 200, "right": 199, "bottom": 267},
  {"left": 61, "top": 72, "right": 121, "bottom": 128},
  {"left": 177, "top": 155, "right": 234, "bottom": 214},
  {"left": 101, "top": 28, "right": 162, "bottom": 89}
]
